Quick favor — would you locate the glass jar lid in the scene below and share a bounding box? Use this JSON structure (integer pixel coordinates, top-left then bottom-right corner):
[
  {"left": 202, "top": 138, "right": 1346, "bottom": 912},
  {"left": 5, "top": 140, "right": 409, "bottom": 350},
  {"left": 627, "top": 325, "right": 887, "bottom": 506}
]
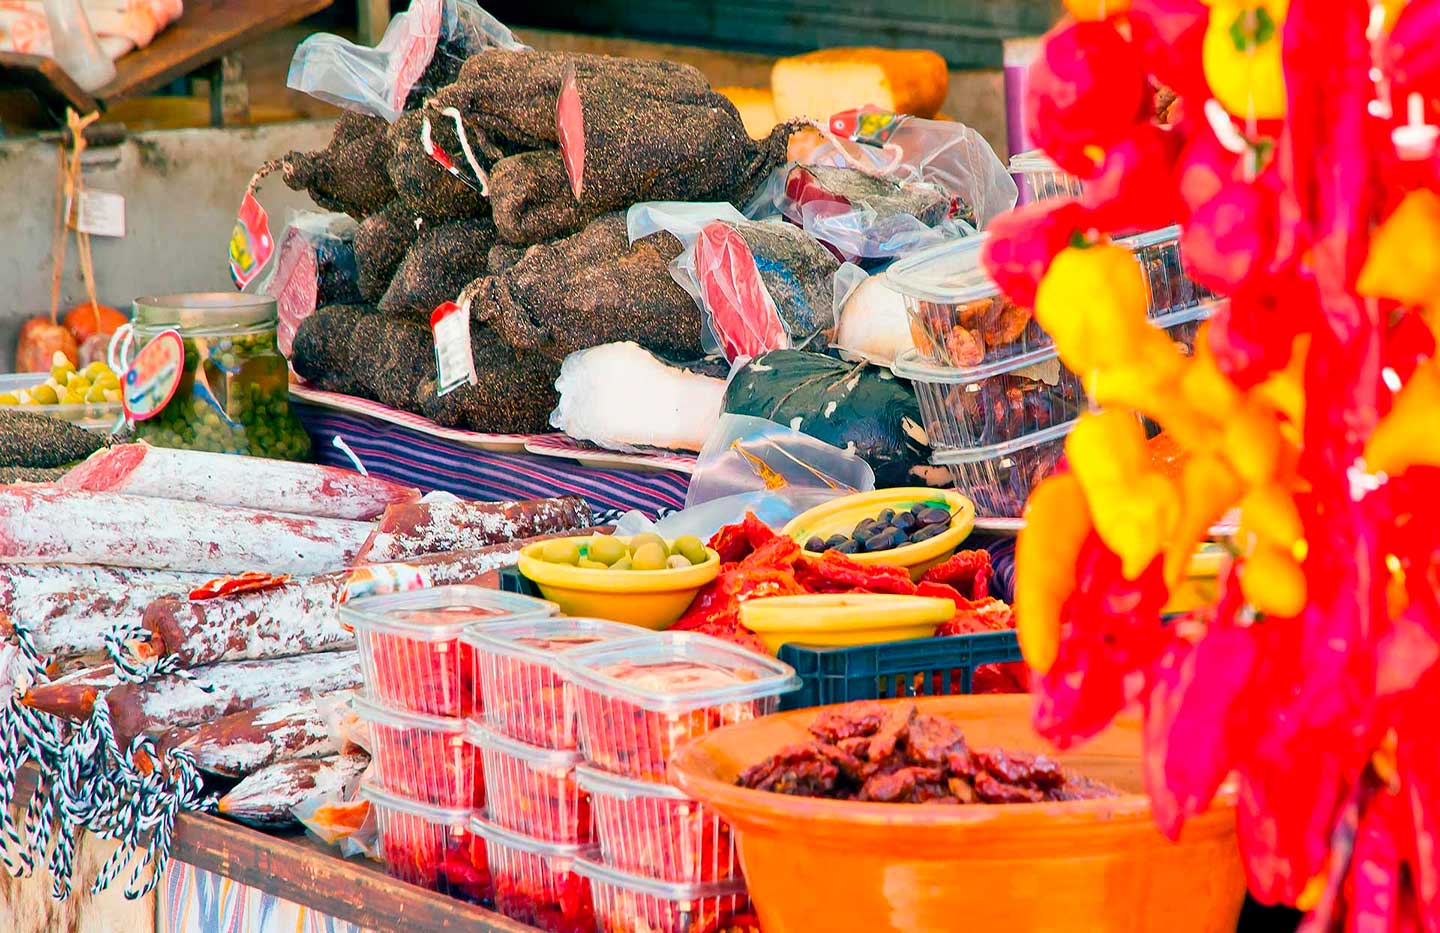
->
[{"left": 132, "top": 292, "right": 277, "bottom": 337}]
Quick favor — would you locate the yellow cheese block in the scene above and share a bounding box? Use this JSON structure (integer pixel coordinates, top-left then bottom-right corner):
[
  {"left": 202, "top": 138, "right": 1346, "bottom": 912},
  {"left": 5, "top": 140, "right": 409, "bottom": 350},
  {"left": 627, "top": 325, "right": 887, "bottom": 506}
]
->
[
  {"left": 717, "top": 86, "right": 779, "bottom": 139},
  {"left": 770, "top": 47, "right": 949, "bottom": 123}
]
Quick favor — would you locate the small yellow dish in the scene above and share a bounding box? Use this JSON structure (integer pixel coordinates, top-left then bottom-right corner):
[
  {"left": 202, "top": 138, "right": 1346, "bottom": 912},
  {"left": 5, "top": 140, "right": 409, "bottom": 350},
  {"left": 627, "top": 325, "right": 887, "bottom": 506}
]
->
[
  {"left": 739, "top": 593, "right": 956, "bottom": 654},
  {"left": 517, "top": 536, "right": 721, "bottom": 630},
  {"left": 782, "top": 488, "right": 976, "bottom": 582}
]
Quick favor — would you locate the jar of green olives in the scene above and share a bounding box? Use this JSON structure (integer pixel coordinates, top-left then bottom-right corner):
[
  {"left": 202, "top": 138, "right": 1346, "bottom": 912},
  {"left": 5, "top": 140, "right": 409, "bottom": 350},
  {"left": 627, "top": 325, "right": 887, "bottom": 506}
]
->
[{"left": 126, "top": 293, "right": 311, "bottom": 460}]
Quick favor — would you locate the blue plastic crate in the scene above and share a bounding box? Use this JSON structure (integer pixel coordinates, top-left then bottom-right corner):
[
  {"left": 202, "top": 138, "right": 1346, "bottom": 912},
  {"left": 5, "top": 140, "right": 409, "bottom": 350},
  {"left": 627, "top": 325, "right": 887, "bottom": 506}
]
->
[
  {"left": 777, "top": 631, "right": 1023, "bottom": 711},
  {"left": 498, "top": 566, "right": 543, "bottom": 599}
]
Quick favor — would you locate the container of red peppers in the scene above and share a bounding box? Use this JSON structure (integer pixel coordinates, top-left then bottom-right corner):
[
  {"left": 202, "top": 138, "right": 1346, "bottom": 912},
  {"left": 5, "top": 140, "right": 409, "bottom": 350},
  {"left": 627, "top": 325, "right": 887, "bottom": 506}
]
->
[
  {"left": 470, "top": 814, "right": 597, "bottom": 933},
  {"left": 573, "top": 854, "right": 758, "bottom": 933},
  {"left": 576, "top": 764, "right": 740, "bottom": 884},
  {"left": 362, "top": 780, "right": 490, "bottom": 904},
  {"left": 464, "top": 616, "right": 646, "bottom": 750},
  {"left": 356, "top": 693, "right": 482, "bottom": 809},
  {"left": 560, "top": 633, "right": 800, "bottom": 782},
  {"left": 341, "top": 585, "right": 557, "bottom": 718},
  {"left": 468, "top": 721, "right": 592, "bottom": 845}
]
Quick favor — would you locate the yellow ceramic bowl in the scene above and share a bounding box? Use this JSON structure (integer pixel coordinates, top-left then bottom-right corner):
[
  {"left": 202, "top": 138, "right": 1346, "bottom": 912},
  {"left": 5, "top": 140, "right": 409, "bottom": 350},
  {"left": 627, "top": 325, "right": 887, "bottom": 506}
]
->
[
  {"left": 739, "top": 593, "right": 956, "bottom": 654},
  {"left": 782, "top": 488, "right": 976, "bottom": 582},
  {"left": 517, "top": 536, "right": 721, "bottom": 630}
]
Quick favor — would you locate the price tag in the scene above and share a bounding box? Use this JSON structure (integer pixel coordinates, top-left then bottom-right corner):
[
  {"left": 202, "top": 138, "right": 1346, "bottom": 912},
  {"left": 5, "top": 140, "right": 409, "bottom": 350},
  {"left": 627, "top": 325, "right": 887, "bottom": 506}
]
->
[
  {"left": 229, "top": 190, "right": 274, "bottom": 289},
  {"left": 430, "top": 301, "right": 477, "bottom": 397},
  {"left": 121, "top": 330, "right": 184, "bottom": 422},
  {"left": 69, "top": 190, "right": 126, "bottom": 237}
]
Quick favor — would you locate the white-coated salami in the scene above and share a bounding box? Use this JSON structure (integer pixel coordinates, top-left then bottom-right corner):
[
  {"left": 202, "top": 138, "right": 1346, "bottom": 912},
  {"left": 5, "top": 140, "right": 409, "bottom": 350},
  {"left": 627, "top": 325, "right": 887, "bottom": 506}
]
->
[
  {"left": 60, "top": 444, "right": 420, "bottom": 521},
  {"left": 355, "top": 495, "right": 592, "bottom": 562},
  {"left": 0, "top": 488, "right": 374, "bottom": 575},
  {"left": 161, "top": 698, "right": 342, "bottom": 777},
  {"left": 217, "top": 751, "right": 369, "bottom": 826}
]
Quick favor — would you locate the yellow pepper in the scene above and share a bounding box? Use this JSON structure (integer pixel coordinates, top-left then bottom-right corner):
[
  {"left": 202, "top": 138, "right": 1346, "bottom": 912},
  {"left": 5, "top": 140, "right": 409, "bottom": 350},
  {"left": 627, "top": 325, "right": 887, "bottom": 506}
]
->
[
  {"left": 1180, "top": 328, "right": 1244, "bottom": 418},
  {"left": 1015, "top": 473, "right": 1092, "bottom": 675},
  {"left": 1250, "top": 334, "right": 1309, "bottom": 428},
  {"left": 1203, "top": 1, "right": 1289, "bottom": 120},
  {"left": 1034, "top": 241, "right": 1151, "bottom": 375},
  {"left": 1222, "top": 402, "right": 1284, "bottom": 485},
  {"left": 1357, "top": 189, "right": 1440, "bottom": 308},
  {"left": 1364, "top": 360, "right": 1440, "bottom": 476},
  {"left": 1239, "top": 483, "right": 1304, "bottom": 550},
  {"left": 1067, "top": 412, "right": 1180, "bottom": 579},
  {"left": 1062, "top": 0, "right": 1130, "bottom": 19},
  {"left": 1382, "top": 0, "right": 1409, "bottom": 32},
  {"left": 1240, "top": 541, "right": 1307, "bottom": 618},
  {"left": 1165, "top": 451, "right": 1243, "bottom": 586}
]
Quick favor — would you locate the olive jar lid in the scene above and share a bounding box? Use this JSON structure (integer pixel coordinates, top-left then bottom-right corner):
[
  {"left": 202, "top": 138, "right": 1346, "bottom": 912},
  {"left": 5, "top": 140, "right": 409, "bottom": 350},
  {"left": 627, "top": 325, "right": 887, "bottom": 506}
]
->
[{"left": 132, "top": 292, "right": 277, "bottom": 335}]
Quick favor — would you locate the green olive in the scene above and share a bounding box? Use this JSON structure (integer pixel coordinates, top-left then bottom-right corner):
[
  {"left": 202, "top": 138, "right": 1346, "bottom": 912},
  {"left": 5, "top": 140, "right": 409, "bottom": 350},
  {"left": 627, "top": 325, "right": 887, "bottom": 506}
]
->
[
  {"left": 628, "top": 534, "right": 669, "bottom": 557},
  {"left": 610, "top": 557, "right": 632, "bottom": 571},
  {"left": 666, "top": 554, "right": 693, "bottom": 569},
  {"left": 673, "top": 535, "right": 708, "bottom": 566},
  {"left": 587, "top": 535, "right": 628, "bottom": 566},
  {"left": 630, "top": 542, "right": 668, "bottom": 571},
  {"left": 576, "top": 558, "right": 609, "bottom": 570},
  {"left": 541, "top": 539, "right": 581, "bottom": 565}
]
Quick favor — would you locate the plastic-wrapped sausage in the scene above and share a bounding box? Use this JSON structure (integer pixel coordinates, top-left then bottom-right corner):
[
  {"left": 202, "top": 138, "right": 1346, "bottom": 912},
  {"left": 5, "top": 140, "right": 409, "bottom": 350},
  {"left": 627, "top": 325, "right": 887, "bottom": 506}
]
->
[
  {"left": 355, "top": 495, "right": 592, "bottom": 562},
  {"left": 218, "top": 751, "right": 370, "bottom": 827},
  {"left": 44, "top": 651, "right": 363, "bottom": 743},
  {"left": 159, "top": 698, "right": 342, "bottom": 777},
  {"left": 0, "top": 488, "right": 374, "bottom": 575},
  {"left": 59, "top": 444, "right": 420, "bottom": 521}
]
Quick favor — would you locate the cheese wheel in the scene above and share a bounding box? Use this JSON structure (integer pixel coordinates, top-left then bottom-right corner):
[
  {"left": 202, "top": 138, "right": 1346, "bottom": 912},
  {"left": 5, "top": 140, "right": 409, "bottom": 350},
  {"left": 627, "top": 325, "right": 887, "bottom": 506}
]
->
[
  {"left": 717, "top": 86, "right": 779, "bottom": 139},
  {"left": 770, "top": 47, "right": 949, "bottom": 123}
]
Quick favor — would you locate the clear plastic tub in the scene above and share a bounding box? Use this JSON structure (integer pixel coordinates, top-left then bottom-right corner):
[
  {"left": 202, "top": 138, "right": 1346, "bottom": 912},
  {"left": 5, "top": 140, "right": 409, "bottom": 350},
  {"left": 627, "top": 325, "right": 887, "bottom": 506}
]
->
[
  {"left": 559, "top": 633, "right": 801, "bottom": 782},
  {"left": 362, "top": 780, "right": 490, "bottom": 904},
  {"left": 574, "top": 856, "right": 758, "bottom": 933},
  {"left": 0, "top": 373, "right": 121, "bottom": 433},
  {"left": 894, "top": 348, "right": 1085, "bottom": 450},
  {"left": 932, "top": 419, "right": 1074, "bottom": 519},
  {"left": 464, "top": 616, "right": 647, "bottom": 750},
  {"left": 471, "top": 814, "right": 596, "bottom": 933},
  {"left": 468, "top": 721, "right": 592, "bottom": 844},
  {"left": 576, "top": 765, "right": 739, "bottom": 884},
  {"left": 1118, "top": 225, "right": 1215, "bottom": 317},
  {"left": 341, "top": 585, "right": 557, "bottom": 718},
  {"left": 1008, "top": 149, "right": 1083, "bottom": 202},
  {"left": 356, "top": 694, "right": 481, "bottom": 809}
]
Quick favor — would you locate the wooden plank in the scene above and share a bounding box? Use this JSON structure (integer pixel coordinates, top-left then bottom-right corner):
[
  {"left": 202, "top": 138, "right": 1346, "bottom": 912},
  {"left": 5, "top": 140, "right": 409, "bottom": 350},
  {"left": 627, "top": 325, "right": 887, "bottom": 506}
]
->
[
  {"left": 92, "top": 0, "right": 334, "bottom": 104},
  {"left": 0, "top": 51, "right": 97, "bottom": 116},
  {"left": 0, "top": 835, "right": 156, "bottom": 933},
  {"left": 170, "top": 812, "right": 536, "bottom": 933},
  {"left": 358, "top": 0, "right": 393, "bottom": 46}
]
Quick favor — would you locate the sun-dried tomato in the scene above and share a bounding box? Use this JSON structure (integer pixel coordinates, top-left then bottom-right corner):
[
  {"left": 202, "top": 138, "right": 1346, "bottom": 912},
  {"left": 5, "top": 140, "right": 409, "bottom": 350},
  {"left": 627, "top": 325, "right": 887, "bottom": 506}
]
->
[
  {"left": 921, "top": 549, "right": 993, "bottom": 599},
  {"left": 706, "top": 511, "right": 778, "bottom": 563},
  {"left": 794, "top": 550, "right": 917, "bottom": 595}
]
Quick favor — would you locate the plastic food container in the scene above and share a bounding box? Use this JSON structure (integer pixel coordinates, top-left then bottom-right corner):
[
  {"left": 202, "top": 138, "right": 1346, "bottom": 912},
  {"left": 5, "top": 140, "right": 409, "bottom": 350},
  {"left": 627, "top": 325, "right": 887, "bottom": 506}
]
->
[
  {"left": 356, "top": 693, "right": 480, "bottom": 808},
  {"left": 517, "top": 537, "right": 721, "bottom": 630},
  {"left": 560, "top": 633, "right": 801, "bottom": 781},
  {"left": 468, "top": 721, "right": 591, "bottom": 844},
  {"left": 932, "top": 419, "right": 1074, "bottom": 519},
  {"left": 125, "top": 293, "right": 311, "bottom": 459},
  {"left": 1008, "top": 149, "right": 1083, "bottom": 202},
  {"left": 342, "top": 585, "right": 557, "bottom": 718},
  {"left": 1118, "top": 226, "right": 1213, "bottom": 317},
  {"left": 465, "top": 616, "right": 647, "bottom": 750},
  {"left": 471, "top": 815, "right": 596, "bottom": 933},
  {"left": 894, "top": 347, "right": 1084, "bottom": 450},
  {"left": 576, "top": 764, "right": 740, "bottom": 883},
  {"left": 574, "top": 855, "right": 757, "bottom": 933},
  {"left": 362, "top": 781, "right": 490, "bottom": 904},
  {"left": 0, "top": 372, "right": 121, "bottom": 433},
  {"left": 780, "top": 487, "right": 976, "bottom": 581}
]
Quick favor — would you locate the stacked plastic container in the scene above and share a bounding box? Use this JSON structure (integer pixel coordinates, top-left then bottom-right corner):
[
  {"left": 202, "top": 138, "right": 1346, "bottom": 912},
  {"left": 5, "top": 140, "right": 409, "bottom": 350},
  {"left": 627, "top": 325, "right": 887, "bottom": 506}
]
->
[
  {"left": 887, "top": 221, "right": 1218, "bottom": 517},
  {"left": 341, "top": 585, "right": 559, "bottom": 905},
  {"left": 557, "top": 632, "right": 800, "bottom": 933},
  {"left": 463, "top": 615, "right": 640, "bottom": 931}
]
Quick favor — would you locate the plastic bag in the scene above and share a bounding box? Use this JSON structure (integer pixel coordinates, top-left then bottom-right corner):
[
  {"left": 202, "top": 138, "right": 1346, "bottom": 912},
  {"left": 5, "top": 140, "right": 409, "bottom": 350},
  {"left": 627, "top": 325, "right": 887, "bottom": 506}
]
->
[
  {"left": 615, "top": 488, "right": 850, "bottom": 544},
  {"left": 258, "top": 211, "right": 361, "bottom": 357},
  {"left": 829, "top": 264, "right": 918, "bottom": 366},
  {"left": 287, "top": 0, "right": 523, "bottom": 122},
  {"left": 805, "top": 108, "right": 1017, "bottom": 231},
  {"left": 627, "top": 202, "right": 842, "bottom": 363},
  {"left": 684, "top": 413, "right": 874, "bottom": 509}
]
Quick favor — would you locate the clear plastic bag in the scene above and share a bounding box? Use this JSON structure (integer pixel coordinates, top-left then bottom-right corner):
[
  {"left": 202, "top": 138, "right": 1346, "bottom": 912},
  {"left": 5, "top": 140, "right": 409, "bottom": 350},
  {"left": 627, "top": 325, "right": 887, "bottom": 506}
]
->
[
  {"left": 829, "top": 264, "right": 918, "bottom": 366},
  {"left": 257, "top": 211, "right": 361, "bottom": 357},
  {"left": 614, "top": 488, "right": 851, "bottom": 544},
  {"left": 683, "top": 413, "right": 874, "bottom": 509},
  {"left": 807, "top": 108, "right": 1017, "bottom": 231},
  {"left": 287, "top": 0, "right": 523, "bottom": 122},
  {"left": 627, "top": 202, "right": 841, "bottom": 363}
]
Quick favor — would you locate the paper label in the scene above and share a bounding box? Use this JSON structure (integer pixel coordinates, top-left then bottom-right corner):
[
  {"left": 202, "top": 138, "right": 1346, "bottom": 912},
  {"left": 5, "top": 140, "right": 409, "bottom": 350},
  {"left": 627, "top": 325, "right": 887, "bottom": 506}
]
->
[
  {"left": 70, "top": 190, "right": 126, "bottom": 237},
  {"left": 341, "top": 564, "right": 433, "bottom": 605},
  {"left": 829, "top": 107, "right": 909, "bottom": 147},
  {"left": 121, "top": 330, "right": 184, "bottom": 422},
  {"left": 1012, "top": 356, "right": 1064, "bottom": 386},
  {"left": 420, "top": 111, "right": 485, "bottom": 193},
  {"left": 430, "top": 301, "right": 477, "bottom": 397},
  {"left": 229, "top": 190, "right": 274, "bottom": 289}
]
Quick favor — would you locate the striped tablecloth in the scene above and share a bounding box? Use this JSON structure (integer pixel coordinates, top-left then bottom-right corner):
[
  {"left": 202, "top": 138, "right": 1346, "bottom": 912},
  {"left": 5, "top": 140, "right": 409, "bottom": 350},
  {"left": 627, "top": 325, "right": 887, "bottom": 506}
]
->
[{"left": 293, "top": 401, "right": 691, "bottom": 516}]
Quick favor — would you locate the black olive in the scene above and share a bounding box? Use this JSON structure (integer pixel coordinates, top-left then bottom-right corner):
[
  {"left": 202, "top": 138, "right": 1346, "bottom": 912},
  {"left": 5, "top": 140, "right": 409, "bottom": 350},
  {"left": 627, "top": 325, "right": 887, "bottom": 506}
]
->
[
  {"left": 806, "top": 536, "right": 826, "bottom": 552},
  {"left": 910, "top": 523, "right": 946, "bottom": 543},
  {"left": 894, "top": 512, "right": 917, "bottom": 532},
  {"left": 918, "top": 507, "right": 952, "bottom": 527},
  {"left": 853, "top": 518, "right": 876, "bottom": 537},
  {"left": 877, "top": 508, "right": 895, "bottom": 524},
  {"left": 825, "top": 534, "right": 849, "bottom": 549},
  {"left": 834, "top": 539, "right": 860, "bottom": 554}
]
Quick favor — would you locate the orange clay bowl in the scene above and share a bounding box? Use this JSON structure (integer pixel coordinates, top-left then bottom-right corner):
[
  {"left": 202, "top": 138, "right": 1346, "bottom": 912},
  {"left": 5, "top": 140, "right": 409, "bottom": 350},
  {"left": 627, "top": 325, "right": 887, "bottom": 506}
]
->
[{"left": 668, "top": 694, "right": 1244, "bottom": 933}]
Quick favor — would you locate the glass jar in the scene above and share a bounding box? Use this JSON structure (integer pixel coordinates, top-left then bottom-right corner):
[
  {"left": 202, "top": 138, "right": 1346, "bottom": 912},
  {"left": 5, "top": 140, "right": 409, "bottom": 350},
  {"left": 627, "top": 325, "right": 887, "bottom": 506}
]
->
[{"left": 128, "top": 292, "right": 312, "bottom": 461}]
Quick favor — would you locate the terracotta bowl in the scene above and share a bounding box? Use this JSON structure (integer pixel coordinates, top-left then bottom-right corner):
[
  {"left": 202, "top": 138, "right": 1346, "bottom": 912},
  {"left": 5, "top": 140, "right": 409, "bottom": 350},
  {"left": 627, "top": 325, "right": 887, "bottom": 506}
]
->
[{"left": 668, "top": 694, "right": 1245, "bottom": 933}]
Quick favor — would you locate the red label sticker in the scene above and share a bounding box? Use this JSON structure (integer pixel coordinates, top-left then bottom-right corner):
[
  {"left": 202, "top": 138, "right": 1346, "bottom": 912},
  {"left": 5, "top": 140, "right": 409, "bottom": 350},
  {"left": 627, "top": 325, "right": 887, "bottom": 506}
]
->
[
  {"left": 829, "top": 106, "right": 908, "bottom": 147},
  {"left": 229, "top": 190, "right": 274, "bottom": 289},
  {"left": 121, "top": 330, "right": 184, "bottom": 422},
  {"left": 190, "top": 572, "right": 292, "bottom": 601},
  {"left": 430, "top": 301, "right": 477, "bottom": 396}
]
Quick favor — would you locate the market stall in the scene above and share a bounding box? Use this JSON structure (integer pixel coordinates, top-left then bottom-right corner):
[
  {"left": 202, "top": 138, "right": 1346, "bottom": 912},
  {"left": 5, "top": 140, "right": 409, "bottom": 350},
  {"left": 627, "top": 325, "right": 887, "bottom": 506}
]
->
[{"left": 0, "top": 0, "right": 1434, "bottom": 931}]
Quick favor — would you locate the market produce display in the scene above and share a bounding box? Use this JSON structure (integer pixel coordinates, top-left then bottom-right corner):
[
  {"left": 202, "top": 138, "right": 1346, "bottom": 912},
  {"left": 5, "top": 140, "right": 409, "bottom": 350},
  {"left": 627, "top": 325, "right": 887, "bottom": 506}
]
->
[
  {"left": 265, "top": 112, "right": 397, "bottom": 220},
  {"left": 0, "top": 355, "right": 121, "bottom": 407},
  {"left": 532, "top": 534, "right": 711, "bottom": 572},
  {"left": 804, "top": 503, "right": 954, "bottom": 554},
  {"left": 357, "top": 495, "right": 591, "bottom": 562}
]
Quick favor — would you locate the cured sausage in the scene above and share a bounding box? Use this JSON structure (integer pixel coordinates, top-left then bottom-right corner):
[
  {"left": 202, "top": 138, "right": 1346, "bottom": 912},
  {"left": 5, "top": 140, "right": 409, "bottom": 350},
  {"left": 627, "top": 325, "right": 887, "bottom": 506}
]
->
[
  {"left": 0, "top": 488, "right": 374, "bottom": 575},
  {"left": 355, "top": 495, "right": 592, "bottom": 563},
  {"left": 60, "top": 444, "right": 420, "bottom": 521},
  {"left": 22, "top": 664, "right": 120, "bottom": 719},
  {"left": 217, "top": 751, "right": 370, "bottom": 827},
  {"left": 160, "top": 698, "right": 342, "bottom": 777}
]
